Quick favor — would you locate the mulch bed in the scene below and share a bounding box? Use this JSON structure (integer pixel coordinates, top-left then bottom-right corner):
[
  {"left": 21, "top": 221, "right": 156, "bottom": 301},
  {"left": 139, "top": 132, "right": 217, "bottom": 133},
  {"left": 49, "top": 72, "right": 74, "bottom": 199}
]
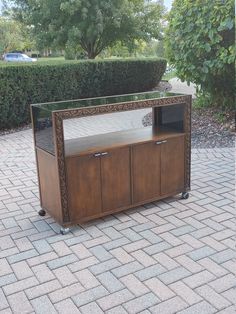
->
[
  {"left": 143, "top": 109, "right": 235, "bottom": 148},
  {"left": 191, "top": 109, "right": 235, "bottom": 148},
  {"left": 0, "top": 124, "right": 32, "bottom": 136},
  {"left": 144, "top": 81, "right": 235, "bottom": 148}
]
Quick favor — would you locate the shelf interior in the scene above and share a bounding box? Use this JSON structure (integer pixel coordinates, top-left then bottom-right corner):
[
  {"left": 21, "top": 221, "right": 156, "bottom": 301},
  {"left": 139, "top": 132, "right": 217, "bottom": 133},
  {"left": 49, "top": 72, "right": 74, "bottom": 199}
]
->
[{"left": 65, "top": 127, "right": 185, "bottom": 157}]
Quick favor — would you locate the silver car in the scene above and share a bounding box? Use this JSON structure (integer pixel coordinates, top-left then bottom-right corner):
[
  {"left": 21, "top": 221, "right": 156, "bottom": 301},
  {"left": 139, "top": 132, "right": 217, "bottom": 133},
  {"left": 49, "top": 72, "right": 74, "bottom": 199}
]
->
[{"left": 3, "top": 53, "right": 37, "bottom": 62}]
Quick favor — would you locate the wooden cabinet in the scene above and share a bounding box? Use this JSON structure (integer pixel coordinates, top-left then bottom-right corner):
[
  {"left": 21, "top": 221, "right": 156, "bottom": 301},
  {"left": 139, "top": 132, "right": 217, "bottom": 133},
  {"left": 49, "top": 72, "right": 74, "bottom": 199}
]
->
[
  {"left": 132, "top": 135, "right": 185, "bottom": 204},
  {"left": 66, "top": 134, "right": 185, "bottom": 221},
  {"left": 31, "top": 91, "right": 191, "bottom": 231},
  {"left": 66, "top": 147, "right": 131, "bottom": 220}
]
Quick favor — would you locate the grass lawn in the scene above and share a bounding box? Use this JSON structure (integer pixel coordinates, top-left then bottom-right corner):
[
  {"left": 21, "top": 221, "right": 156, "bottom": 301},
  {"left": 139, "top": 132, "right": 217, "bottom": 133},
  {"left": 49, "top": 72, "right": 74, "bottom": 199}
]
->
[
  {"left": 37, "top": 56, "right": 65, "bottom": 63},
  {"left": 162, "top": 70, "right": 176, "bottom": 81}
]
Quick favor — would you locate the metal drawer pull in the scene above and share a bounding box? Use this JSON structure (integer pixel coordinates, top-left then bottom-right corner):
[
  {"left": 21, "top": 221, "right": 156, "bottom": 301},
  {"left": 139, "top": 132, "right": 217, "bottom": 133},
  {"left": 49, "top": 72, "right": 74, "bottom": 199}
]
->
[
  {"left": 93, "top": 153, "right": 101, "bottom": 157},
  {"left": 155, "top": 140, "right": 167, "bottom": 145},
  {"left": 101, "top": 152, "right": 109, "bottom": 156}
]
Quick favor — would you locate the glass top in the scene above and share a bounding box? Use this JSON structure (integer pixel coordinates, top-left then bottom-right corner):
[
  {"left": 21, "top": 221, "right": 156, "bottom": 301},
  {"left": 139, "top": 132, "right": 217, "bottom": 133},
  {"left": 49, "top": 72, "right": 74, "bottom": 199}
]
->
[{"left": 31, "top": 91, "right": 184, "bottom": 112}]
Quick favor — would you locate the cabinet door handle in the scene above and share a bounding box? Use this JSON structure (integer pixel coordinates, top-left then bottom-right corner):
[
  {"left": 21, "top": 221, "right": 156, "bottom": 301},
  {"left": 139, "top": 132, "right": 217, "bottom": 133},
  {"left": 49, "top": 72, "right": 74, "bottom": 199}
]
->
[
  {"left": 101, "top": 152, "right": 109, "bottom": 156},
  {"left": 155, "top": 141, "right": 162, "bottom": 145},
  {"left": 93, "top": 153, "right": 101, "bottom": 157}
]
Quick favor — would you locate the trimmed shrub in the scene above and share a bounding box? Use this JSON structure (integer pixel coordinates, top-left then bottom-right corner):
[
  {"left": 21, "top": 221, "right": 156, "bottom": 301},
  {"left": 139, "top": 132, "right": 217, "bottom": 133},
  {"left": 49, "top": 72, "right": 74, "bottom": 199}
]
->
[{"left": 0, "top": 58, "right": 166, "bottom": 129}]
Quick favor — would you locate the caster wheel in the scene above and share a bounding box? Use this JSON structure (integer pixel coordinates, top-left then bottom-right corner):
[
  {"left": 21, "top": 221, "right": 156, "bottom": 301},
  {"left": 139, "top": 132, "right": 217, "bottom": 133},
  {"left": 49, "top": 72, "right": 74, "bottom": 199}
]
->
[
  {"left": 60, "top": 227, "right": 70, "bottom": 235},
  {"left": 38, "top": 209, "right": 46, "bottom": 216},
  {"left": 181, "top": 192, "right": 189, "bottom": 200}
]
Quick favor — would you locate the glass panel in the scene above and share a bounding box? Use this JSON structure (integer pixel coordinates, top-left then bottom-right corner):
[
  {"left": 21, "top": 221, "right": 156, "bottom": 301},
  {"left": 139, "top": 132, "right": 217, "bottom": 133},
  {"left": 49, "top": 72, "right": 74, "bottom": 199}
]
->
[
  {"left": 31, "top": 105, "right": 54, "bottom": 155},
  {"left": 63, "top": 108, "right": 150, "bottom": 141},
  {"left": 32, "top": 91, "right": 183, "bottom": 112},
  {"left": 31, "top": 91, "right": 186, "bottom": 155},
  {"left": 158, "top": 103, "right": 185, "bottom": 132}
]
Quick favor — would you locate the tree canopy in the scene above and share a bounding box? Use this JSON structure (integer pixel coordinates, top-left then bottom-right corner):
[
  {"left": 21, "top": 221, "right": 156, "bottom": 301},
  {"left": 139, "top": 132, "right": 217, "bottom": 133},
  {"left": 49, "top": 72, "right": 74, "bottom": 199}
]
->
[
  {"left": 0, "top": 17, "right": 32, "bottom": 54},
  {"left": 165, "top": 0, "right": 235, "bottom": 108},
  {"left": 10, "top": 0, "right": 165, "bottom": 58}
]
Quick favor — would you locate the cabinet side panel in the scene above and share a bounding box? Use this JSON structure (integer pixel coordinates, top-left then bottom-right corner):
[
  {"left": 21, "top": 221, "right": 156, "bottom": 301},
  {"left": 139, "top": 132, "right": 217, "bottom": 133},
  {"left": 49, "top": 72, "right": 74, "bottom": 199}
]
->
[{"left": 36, "top": 148, "right": 62, "bottom": 223}]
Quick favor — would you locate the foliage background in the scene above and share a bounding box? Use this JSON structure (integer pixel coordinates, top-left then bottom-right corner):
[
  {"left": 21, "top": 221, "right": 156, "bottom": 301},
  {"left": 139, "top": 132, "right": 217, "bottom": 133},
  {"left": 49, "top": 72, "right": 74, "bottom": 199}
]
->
[
  {"left": 165, "top": 0, "right": 235, "bottom": 108},
  {"left": 9, "top": 0, "right": 165, "bottom": 59},
  {"left": 0, "top": 16, "right": 33, "bottom": 55},
  {"left": 0, "top": 58, "right": 166, "bottom": 129}
]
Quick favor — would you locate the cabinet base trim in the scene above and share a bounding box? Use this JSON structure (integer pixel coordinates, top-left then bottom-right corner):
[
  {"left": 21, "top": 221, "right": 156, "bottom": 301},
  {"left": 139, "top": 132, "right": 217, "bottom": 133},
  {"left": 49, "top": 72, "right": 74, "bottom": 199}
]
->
[{"left": 55, "top": 188, "right": 189, "bottom": 227}]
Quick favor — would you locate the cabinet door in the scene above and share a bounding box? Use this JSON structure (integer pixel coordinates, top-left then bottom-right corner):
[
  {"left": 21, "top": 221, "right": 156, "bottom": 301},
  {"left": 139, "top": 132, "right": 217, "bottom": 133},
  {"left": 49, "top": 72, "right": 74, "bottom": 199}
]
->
[
  {"left": 161, "top": 136, "right": 185, "bottom": 195},
  {"left": 66, "top": 155, "right": 102, "bottom": 220},
  {"left": 132, "top": 141, "right": 161, "bottom": 203},
  {"left": 101, "top": 147, "right": 131, "bottom": 212}
]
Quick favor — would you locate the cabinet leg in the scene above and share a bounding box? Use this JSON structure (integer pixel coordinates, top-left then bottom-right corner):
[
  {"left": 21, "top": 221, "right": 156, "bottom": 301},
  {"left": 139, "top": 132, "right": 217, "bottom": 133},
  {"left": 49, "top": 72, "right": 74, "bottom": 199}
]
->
[
  {"left": 181, "top": 192, "right": 189, "bottom": 199},
  {"left": 38, "top": 209, "right": 46, "bottom": 216},
  {"left": 60, "top": 227, "right": 70, "bottom": 235}
]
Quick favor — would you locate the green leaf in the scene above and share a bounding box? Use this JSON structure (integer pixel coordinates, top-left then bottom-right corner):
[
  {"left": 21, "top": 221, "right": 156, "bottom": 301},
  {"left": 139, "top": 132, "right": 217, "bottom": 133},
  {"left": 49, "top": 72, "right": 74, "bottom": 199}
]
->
[
  {"left": 225, "top": 17, "right": 234, "bottom": 30},
  {"left": 218, "top": 17, "right": 234, "bottom": 31},
  {"left": 202, "top": 66, "right": 208, "bottom": 73},
  {"left": 204, "top": 43, "right": 211, "bottom": 52},
  {"left": 208, "top": 29, "right": 214, "bottom": 41}
]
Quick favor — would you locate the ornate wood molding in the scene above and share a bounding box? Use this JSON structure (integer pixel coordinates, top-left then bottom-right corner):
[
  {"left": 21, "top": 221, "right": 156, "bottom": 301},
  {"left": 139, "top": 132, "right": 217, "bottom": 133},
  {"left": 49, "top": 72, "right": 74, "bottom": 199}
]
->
[
  {"left": 184, "top": 96, "right": 192, "bottom": 191},
  {"left": 55, "top": 95, "right": 189, "bottom": 120},
  {"left": 53, "top": 114, "right": 70, "bottom": 222}
]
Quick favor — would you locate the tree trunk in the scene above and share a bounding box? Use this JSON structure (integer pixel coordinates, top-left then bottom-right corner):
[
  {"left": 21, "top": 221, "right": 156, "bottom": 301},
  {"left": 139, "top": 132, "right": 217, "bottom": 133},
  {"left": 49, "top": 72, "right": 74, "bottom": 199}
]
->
[
  {"left": 87, "top": 51, "right": 96, "bottom": 59},
  {"left": 87, "top": 46, "right": 98, "bottom": 59}
]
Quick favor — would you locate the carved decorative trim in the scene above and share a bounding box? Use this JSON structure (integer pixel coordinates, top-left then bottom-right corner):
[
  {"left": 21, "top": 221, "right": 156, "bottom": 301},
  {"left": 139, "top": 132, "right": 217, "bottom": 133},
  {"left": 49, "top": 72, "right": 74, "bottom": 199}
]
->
[
  {"left": 53, "top": 114, "right": 70, "bottom": 222},
  {"left": 53, "top": 95, "right": 192, "bottom": 223},
  {"left": 56, "top": 96, "right": 190, "bottom": 120},
  {"left": 184, "top": 95, "right": 192, "bottom": 191}
]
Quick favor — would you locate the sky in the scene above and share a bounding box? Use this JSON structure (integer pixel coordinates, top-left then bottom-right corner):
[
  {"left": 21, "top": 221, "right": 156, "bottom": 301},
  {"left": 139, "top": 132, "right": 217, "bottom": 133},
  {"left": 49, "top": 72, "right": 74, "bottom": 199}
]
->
[
  {"left": 0, "top": 0, "right": 4, "bottom": 14},
  {"left": 164, "top": 0, "right": 173, "bottom": 10}
]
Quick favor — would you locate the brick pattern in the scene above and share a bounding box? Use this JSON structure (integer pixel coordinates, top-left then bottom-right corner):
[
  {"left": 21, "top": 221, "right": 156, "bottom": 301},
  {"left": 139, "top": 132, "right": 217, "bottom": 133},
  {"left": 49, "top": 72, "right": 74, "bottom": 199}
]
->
[{"left": 0, "top": 116, "right": 235, "bottom": 313}]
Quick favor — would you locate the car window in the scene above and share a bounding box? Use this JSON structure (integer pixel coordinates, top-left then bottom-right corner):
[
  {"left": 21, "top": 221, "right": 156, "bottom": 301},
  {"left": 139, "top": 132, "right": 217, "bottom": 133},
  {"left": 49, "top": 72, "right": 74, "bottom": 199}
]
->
[
  {"left": 9, "top": 54, "right": 18, "bottom": 58},
  {"left": 21, "top": 54, "right": 30, "bottom": 58}
]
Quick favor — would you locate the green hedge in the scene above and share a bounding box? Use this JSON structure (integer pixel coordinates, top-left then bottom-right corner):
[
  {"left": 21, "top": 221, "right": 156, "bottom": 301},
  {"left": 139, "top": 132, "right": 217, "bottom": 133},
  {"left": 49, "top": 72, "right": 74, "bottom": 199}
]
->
[{"left": 0, "top": 58, "right": 166, "bottom": 129}]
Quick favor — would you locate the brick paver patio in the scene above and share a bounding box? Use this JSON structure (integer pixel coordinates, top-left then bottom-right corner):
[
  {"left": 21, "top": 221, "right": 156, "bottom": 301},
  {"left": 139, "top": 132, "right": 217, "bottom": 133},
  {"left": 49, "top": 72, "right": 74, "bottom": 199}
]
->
[{"left": 0, "top": 113, "right": 235, "bottom": 314}]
